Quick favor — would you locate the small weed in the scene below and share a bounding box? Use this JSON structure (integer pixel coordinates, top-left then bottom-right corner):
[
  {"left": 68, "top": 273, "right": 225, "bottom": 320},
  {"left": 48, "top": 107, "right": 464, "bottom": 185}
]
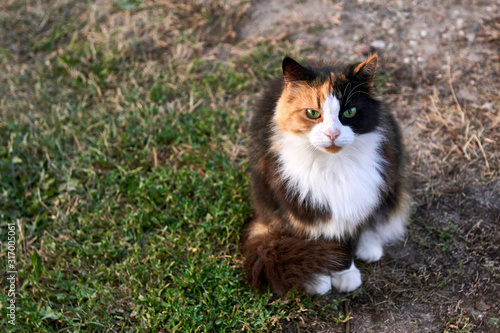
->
[
  {"left": 307, "top": 24, "right": 326, "bottom": 34},
  {"left": 374, "top": 69, "right": 394, "bottom": 95},
  {"left": 425, "top": 218, "right": 459, "bottom": 250},
  {"left": 114, "top": 0, "right": 142, "bottom": 10},
  {"left": 444, "top": 311, "right": 475, "bottom": 333}
]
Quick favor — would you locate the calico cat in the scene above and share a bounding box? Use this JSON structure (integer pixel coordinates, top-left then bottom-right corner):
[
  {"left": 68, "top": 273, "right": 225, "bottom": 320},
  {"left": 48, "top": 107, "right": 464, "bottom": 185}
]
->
[{"left": 241, "top": 54, "right": 411, "bottom": 297}]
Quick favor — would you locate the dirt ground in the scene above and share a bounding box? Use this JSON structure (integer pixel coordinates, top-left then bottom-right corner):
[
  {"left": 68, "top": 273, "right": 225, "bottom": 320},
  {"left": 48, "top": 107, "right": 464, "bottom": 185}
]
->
[{"left": 237, "top": 0, "right": 499, "bottom": 332}]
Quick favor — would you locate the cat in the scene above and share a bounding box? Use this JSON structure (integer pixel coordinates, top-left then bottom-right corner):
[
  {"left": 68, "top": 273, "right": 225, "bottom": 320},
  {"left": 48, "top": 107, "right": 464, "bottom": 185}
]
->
[{"left": 241, "top": 54, "right": 411, "bottom": 297}]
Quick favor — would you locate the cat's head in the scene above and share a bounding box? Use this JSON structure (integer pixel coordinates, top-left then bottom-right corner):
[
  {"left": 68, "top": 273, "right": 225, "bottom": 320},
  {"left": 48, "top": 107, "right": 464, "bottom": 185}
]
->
[{"left": 274, "top": 55, "right": 381, "bottom": 154}]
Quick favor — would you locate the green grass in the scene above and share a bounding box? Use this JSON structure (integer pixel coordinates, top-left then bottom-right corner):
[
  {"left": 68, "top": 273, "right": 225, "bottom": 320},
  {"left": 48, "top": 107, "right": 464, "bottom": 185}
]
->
[
  {"left": 424, "top": 218, "right": 459, "bottom": 251},
  {"left": 0, "top": 1, "right": 351, "bottom": 331}
]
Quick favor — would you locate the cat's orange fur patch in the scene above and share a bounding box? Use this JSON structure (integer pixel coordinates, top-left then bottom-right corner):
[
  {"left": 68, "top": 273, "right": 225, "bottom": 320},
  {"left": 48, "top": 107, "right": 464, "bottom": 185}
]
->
[
  {"left": 325, "top": 145, "right": 342, "bottom": 154},
  {"left": 247, "top": 221, "right": 269, "bottom": 239},
  {"left": 354, "top": 54, "right": 378, "bottom": 75},
  {"left": 287, "top": 213, "right": 314, "bottom": 237},
  {"left": 391, "top": 186, "right": 412, "bottom": 219},
  {"left": 274, "top": 75, "right": 334, "bottom": 135},
  {"left": 354, "top": 54, "right": 378, "bottom": 88},
  {"left": 255, "top": 156, "right": 268, "bottom": 175}
]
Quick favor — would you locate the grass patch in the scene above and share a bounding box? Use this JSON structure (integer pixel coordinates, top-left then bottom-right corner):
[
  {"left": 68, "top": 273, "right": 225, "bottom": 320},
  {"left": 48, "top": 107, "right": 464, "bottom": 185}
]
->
[
  {"left": 0, "top": 0, "right": 351, "bottom": 331},
  {"left": 424, "top": 218, "right": 459, "bottom": 251},
  {"left": 444, "top": 311, "right": 476, "bottom": 333},
  {"left": 307, "top": 24, "right": 326, "bottom": 34}
]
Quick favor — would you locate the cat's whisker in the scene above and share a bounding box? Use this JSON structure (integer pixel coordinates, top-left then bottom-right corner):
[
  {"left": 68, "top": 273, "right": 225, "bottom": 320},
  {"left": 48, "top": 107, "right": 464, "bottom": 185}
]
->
[
  {"left": 343, "top": 82, "right": 351, "bottom": 100},
  {"left": 346, "top": 80, "right": 370, "bottom": 102},
  {"left": 346, "top": 90, "right": 372, "bottom": 104},
  {"left": 297, "top": 143, "right": 319, "bottom": 158},
  {"left": 348, "top": 81, "right": 370, "bottom": 95},
  {"left": 347, "top": 81, "right": 370, "bottom": 99}
]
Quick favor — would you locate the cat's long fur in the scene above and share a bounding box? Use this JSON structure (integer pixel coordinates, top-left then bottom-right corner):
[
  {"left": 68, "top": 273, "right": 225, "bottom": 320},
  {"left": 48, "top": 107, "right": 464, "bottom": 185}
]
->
[{"left": 241, "top": 55, "right": 411, "bottom": 297}]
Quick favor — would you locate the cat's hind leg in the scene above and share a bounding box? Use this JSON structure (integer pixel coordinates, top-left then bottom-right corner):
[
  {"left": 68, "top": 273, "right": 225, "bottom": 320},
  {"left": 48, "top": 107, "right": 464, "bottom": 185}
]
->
[
  {"left": 330, "top": 262, "right": 362, "bottom": 292},
  {"left": 304, "top": 263, "right": 362, "bottom": 294},
  {"left": 355, "top": 228, "right": 385, "bottom": 263},
  {"left": 303, "top": 274, "right": 332, "bottom": 295},
  {"left": 355, "top": 198, "right": 410, "bottom": 263}
]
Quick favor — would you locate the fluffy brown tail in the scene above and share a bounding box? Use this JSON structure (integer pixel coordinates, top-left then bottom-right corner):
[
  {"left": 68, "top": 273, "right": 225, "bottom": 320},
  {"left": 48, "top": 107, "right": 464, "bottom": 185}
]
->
[{"left": 241, "top": 220, "right": 351, "bottom": 297}]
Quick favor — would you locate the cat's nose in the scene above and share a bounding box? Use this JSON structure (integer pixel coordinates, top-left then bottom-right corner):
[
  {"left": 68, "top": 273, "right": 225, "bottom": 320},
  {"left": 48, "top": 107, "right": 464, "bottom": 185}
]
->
[{"left": 325, "top": 129, "right": 340, "bottom": 141}]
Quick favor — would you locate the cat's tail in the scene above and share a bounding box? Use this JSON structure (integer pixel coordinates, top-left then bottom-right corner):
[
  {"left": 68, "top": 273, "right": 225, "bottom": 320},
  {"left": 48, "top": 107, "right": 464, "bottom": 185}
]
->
[{"left": 241, "top": 219, "right": 352, "bottom": 297}]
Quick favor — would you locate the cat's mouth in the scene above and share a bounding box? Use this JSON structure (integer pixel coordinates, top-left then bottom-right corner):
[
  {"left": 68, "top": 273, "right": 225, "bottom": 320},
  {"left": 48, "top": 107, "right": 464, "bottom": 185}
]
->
[{"left": 324, "top": 144, "right": 342, "bottom": 154}]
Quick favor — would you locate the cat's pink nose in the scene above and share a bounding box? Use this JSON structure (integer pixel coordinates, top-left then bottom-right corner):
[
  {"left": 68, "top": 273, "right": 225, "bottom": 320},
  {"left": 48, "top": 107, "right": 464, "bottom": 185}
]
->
[{"left": 325, "top": 129, "right": 340, "bottom": 141}]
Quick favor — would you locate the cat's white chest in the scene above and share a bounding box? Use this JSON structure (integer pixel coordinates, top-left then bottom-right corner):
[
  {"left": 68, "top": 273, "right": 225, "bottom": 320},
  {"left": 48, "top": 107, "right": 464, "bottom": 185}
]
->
[{"left": 276, "top": 131, "right": 386, "bottom": 240}]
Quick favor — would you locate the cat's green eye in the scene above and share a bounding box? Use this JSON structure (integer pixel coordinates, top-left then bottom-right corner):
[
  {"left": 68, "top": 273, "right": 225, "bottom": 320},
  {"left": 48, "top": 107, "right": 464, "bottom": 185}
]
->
[
  {"left": 306, "top": 109, "right": 321, "bottom": 119},
  {"left": 343, "top": 107, "right": 357, "bottom": 119}
]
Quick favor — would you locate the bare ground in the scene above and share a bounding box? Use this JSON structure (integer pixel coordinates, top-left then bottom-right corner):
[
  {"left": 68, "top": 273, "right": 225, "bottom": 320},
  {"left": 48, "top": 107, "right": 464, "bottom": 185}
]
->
[{"left": 237, "top": 0, "right": 499, "bottom": 331}]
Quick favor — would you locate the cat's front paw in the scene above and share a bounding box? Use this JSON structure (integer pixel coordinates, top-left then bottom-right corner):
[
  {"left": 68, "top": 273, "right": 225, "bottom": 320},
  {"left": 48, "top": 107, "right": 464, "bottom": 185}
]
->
[
  {"left": 356, "top": 243, "right": 383, "bottom": 263},
  {"left": 356, "top": 230, "right": 384, "bottom": 263},
  {"left": 303, "top": 274, "right": 332, "bottom": 295},
  {"left": 330, "top": 263, "right": 362, "bottom": 292}
]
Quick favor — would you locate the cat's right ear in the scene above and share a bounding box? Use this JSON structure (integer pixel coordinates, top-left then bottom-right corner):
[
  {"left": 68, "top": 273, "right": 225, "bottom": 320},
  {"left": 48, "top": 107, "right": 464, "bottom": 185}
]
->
[{"left": 282, "top": 57, "right": 309, "bottom": 83}]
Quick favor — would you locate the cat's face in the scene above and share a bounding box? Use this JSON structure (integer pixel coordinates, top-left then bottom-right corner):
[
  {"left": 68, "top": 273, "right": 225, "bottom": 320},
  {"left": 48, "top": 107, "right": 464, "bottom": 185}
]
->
[{"left": 274, "top": 55, "right": 380, "bottom": 154}]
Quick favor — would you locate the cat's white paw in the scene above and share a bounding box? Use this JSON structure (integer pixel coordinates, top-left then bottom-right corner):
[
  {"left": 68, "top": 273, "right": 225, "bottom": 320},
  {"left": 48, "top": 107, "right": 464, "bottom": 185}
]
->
[
  {"left": 303, "top": 274, "right": 332, "bottom": 295},
  {"left": 330, "top": 263, "right": 362, "bottom": 292},
  {"left": 356, "top": 230, "right": 384, "bottom": 263}
]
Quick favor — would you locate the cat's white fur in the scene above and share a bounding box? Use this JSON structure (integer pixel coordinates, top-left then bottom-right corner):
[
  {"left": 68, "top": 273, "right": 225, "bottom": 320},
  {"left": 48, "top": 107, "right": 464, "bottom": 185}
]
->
[
  {"left": 330, "top": 262, "right": 362, "bottom": 292},
  {"left": 273, "top": 94, "right": 409, "bottom": 293},
  {"left": 303, "top": 274, "right": 332, "bottom": 295},
  {"left": 274, "top": 95, "right": 387, "bottom": 240},
  {"left": 304, "top": 262, "right": 362, "bottom": 294},
  {"left": 356, "top": 194, "right": 410, "bottom": 262}
]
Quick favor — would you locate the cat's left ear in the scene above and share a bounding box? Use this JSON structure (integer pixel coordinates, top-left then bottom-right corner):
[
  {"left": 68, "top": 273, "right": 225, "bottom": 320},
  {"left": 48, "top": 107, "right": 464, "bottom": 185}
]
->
[
  {"left": 282, "top": 57, "right": 310, "bottom": 83},
  {"left": 353, "top": 54, "right": 378, "bottom": 85}
]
